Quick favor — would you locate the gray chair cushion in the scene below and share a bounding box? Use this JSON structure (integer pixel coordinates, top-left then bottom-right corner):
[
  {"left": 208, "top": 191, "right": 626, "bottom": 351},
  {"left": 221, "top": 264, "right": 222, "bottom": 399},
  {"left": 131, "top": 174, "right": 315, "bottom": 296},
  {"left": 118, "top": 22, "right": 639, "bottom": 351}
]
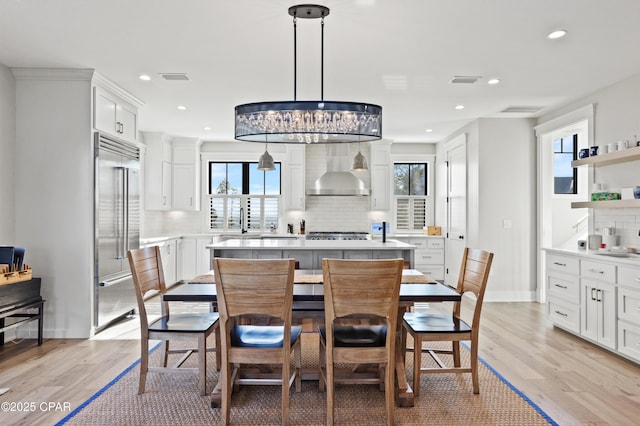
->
[
  {"left": 403, "top": 312, "right": 471, "bottom": 334},
  {"left": 231, "top": 325, "right": 302, "bottom": 348},
  {"left": 319, "top": 325, "right": 387, "bottom": 347}
]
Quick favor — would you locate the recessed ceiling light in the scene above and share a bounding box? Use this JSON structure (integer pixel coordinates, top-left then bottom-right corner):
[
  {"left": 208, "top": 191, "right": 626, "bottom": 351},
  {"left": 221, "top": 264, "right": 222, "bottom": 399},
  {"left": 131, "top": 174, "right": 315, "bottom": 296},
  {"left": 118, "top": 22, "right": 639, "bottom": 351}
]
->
[
  {"left": 177, "top": 105, "right": 187, "bottom": 111},
  {"left": 455, "top": 105, "right": 465, "bottom": 110},
  {"left": 138, "top": 74, "right": 151, "bottom": 81},
  {"left": 548, "top": 29, "right": 567, "bottom": 39},
  {"left": 425, "top": 129, "right": 433, "bottom": 133},
  {"left": 487, "top": 78, "right": 500, "bottom": 85},
  {"left": 204, "top": 126, "right": 211, "bottom": 131}
]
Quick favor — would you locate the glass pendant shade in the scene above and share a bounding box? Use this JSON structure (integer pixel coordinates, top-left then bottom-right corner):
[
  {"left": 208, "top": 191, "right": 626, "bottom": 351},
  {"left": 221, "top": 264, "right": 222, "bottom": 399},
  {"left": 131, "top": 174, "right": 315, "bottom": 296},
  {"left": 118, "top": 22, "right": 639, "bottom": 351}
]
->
[
  {"left": 351, "top": 149, "right": 368, "bottom": 171},
  {"left": 257, "top": 148, "right": 275, "bottom": 171},
  {"left": 234, "top": 5, "right": 382, "bottom": 144}
]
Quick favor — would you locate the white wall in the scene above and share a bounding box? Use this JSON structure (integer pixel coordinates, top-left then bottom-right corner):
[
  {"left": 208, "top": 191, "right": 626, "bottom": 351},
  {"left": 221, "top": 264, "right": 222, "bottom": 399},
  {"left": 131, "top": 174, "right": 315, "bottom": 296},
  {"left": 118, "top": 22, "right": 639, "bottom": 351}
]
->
[
  {"left": 438, "top": 118, "right": 537, "bottom": 301},
  {"left": 538, "top": 72, "right": 640, "bottom": 249},
  {"left": 14, "top": 70, "right": 94, "bottom": 338},
  {"left": 0, "top": 65, "right": 15, "bottom": 243}
]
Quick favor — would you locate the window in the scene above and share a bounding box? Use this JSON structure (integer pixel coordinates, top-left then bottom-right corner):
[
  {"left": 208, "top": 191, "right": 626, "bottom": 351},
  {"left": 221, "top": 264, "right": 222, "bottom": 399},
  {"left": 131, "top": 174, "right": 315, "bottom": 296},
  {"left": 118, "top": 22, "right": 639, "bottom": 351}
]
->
[
  {"left": 394, "top": 163, "right": 428, "bottom": 231},
  {"left": 553, "top": 134, "right": 578, "bottom": 194},
  {"left": 208, "top": 162, "right": 281, "bottom": 231}
]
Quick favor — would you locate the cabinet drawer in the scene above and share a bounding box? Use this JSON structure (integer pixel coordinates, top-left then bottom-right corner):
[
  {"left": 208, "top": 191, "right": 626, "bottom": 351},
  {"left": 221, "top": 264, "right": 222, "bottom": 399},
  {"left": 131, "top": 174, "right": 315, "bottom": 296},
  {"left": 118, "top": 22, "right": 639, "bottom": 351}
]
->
[
  {"left": 414, "top": 250, "right": 444, "bottom": 265},
  {"left": 252, "top": 250, "right": 283, "bottom": 259},
  {"left": 426, "top": 239, "right": 444, "bottom": 249},
  {"left": 419, "top": 266, "right": 444, "bottom": 281},
  {"left": 618, "top": 320, "right": 640, "bottom": 362},
  {"left": 548, "top": 273, "right": 580, "bottom": 304},
  {"left": 548, "top": 299, "right": 580, "bottom": 333},
  {"left": 618, "top": 266, "right": 640, "bottom": 288},
  {"left": 407, "top": 238, "right": 427, "bottom": 249},
  {"left": 580, "top": 260, "right": 616, "bottom": 282},
  {"left": 547, "top": 253, "right": 579, "bottom": 275},
  {"left": 618, "top": 286, "right": 640, "bottom": 325},
  {"left": 373, "top": 250, "right": 402, "bottom": 260}
]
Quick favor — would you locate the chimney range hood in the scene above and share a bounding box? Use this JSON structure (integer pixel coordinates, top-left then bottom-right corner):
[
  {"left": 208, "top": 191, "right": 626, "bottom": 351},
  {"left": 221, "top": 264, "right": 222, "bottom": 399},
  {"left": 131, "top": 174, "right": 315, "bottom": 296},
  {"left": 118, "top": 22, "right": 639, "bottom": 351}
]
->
[{"left": 306, "top": 145, "right": 370, "bottom": 196}]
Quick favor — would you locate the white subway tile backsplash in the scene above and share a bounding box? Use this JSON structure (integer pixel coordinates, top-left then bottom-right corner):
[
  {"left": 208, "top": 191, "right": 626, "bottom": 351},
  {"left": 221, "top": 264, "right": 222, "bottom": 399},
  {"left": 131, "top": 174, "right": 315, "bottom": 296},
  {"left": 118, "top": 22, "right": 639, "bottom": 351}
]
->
[{"left": 594, "top": 207, "right": 640, "bottom": 247}]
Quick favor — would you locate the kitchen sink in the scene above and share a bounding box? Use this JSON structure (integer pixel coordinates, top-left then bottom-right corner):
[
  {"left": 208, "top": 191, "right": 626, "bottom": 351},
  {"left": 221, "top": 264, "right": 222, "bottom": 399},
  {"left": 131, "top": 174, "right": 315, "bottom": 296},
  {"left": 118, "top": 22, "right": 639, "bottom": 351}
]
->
[{"left": 595, "top": 252, "right": 640, "bottom": 259}]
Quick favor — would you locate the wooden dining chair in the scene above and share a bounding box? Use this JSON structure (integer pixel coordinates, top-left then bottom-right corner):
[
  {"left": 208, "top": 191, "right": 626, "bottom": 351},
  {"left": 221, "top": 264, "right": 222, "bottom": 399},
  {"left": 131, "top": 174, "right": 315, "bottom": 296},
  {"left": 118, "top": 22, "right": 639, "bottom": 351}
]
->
[
  {"left": 319, "top": 258, "right": 404, "bottom": 426},
  {"left": 213, "top": 258, "right": 301, "bottom": 426},
  {"left": 403, "top": 247, "right": 494, "bottom": 396},
  {"left": 127, "top": 246, "right": 219, "bottom": 396}
]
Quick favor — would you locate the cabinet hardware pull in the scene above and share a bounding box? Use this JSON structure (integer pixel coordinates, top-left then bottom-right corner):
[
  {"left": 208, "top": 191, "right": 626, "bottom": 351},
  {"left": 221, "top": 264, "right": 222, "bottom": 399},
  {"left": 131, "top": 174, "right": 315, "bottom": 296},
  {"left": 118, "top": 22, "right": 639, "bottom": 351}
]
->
[
  {"left": 591, "top": 288, "right": 596, "bottom": 301},
  {"left": 553, "top": 262, "right": 567, "bottom": 267},
  {"left": 554, "top": 284, "right": 568, "bottom": 289},
  {"left": 597, "top": 289, "right": 602, "bottom": 302},
  {"left": 554, "top": 310, "right": 568, "bottom": 317},
  {"left": 588, "top": 268, "right": 604, "bottom": 274}
]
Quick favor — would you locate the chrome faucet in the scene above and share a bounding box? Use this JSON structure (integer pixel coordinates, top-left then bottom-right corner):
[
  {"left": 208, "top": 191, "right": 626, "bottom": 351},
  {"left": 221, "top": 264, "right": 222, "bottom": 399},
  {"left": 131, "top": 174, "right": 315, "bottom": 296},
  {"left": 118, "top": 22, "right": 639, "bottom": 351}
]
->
[{"left": 240, "top": 207, "right": 247, "bottom": 233}]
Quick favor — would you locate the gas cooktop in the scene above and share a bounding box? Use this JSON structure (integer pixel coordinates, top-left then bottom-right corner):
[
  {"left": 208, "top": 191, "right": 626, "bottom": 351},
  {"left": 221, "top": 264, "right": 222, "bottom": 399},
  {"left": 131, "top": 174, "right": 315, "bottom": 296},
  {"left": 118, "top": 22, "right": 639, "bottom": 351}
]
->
[{"left": 306, "top": 232, "right": 371, "bottom": 241}]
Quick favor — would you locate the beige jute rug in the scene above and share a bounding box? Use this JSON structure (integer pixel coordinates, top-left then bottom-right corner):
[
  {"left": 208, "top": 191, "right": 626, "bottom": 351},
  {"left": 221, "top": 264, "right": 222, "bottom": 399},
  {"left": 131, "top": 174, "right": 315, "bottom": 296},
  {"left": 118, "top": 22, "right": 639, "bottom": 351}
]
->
[{"left": 61, "top": 333, "right": 554, "bottom": 425}]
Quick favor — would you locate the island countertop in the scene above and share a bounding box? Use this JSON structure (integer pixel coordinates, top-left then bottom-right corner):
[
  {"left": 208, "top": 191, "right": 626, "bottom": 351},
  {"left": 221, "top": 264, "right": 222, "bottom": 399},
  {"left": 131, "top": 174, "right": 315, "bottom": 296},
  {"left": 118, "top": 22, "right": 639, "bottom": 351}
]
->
[{"left": 206, "top": 238, "right": 416, "bottom": 250}]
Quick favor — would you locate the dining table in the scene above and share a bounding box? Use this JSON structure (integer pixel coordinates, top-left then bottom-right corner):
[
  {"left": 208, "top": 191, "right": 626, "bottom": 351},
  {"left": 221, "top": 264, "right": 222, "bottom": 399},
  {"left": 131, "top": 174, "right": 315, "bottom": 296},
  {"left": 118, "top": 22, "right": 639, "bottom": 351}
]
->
[{"left": 163, "top": 269, "right": 461, "bottom": 408}]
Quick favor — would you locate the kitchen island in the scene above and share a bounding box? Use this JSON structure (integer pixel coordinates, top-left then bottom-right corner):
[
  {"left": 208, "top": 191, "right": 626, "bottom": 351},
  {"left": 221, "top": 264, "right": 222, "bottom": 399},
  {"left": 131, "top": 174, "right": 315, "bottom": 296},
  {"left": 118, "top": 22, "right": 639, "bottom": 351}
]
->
[{"left": 207, "top": 238, "right": 416, "bottom": 269}]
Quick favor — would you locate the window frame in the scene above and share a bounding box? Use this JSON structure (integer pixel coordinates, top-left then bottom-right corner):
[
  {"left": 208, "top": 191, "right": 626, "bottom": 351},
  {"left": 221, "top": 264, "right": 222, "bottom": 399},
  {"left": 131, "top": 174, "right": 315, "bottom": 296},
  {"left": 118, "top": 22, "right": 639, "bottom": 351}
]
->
[
  {"left": 552, "top": 134, "right": 578, "bottom": 195},
  {"left": 390, "top": 156, "right": 435, "bottom": 234}
]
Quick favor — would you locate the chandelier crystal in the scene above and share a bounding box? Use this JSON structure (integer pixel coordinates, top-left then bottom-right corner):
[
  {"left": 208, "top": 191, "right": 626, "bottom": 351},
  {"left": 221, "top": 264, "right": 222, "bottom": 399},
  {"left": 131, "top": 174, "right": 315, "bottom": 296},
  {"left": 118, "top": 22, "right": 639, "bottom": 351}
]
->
[{"left": 234, "top": 4, "right": 382, "bottom": 144}]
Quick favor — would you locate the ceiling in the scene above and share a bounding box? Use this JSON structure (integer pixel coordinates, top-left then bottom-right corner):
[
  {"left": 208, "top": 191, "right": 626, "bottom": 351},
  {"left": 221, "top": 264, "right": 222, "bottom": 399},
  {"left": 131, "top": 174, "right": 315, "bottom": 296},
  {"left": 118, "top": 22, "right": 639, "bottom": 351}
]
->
[{"left": 2, "top": 0, "right": 640, "bottom": 143}]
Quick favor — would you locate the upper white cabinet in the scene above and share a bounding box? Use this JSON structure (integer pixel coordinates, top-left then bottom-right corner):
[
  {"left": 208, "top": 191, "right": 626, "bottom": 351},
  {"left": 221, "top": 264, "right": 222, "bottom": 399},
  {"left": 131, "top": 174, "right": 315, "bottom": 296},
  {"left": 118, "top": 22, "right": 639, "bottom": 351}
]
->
[
  {"left": 93, "top": 85, "right": 138, "bottom": 143},
  {"left": 144, "top": 132, "right": 173, "bottom": 210},
  {"left": 144, "top": 134, "right": 201, "bottom": 211},
  {"left": 370, "top": 142, "right": 391, "bottom": 211},
  {"left": 172, "top": 139, "right": 202, "bottom": 211},
  {"left": 285, "top": 145, "right": 305, "bottom": 210}
]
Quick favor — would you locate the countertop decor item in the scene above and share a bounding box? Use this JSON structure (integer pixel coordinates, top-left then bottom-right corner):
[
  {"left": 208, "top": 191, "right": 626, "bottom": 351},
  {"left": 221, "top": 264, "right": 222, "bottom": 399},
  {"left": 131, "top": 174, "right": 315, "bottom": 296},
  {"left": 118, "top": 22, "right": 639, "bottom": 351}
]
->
[{"left": 234, "top": 4, "right": 382, "bottom": 144}]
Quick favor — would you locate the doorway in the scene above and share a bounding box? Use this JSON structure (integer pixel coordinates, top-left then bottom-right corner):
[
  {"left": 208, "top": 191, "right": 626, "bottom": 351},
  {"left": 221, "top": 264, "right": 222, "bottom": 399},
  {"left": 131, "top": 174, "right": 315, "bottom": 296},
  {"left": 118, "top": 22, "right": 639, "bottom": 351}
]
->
[
  {"left": 445, "top": 135, "right": 467, "bottom": 287},
  {"left": 535, "top": 105, "right": 593, "bottom": 302}
]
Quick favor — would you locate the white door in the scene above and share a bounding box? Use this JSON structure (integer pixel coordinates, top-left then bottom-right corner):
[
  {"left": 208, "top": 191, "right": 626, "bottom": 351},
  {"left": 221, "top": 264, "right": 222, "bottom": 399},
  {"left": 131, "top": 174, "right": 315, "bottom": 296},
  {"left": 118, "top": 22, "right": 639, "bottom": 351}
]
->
[{"left": 445, "top": 141, "right": 467, "bottom": 287}]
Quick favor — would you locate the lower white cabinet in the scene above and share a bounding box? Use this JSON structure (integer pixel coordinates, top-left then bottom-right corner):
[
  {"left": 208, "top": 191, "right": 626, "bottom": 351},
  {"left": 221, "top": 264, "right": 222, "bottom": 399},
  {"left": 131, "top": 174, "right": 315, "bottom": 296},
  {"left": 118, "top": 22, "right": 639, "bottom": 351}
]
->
[
  {"left": 580, "top": 279, "right": 616, "bottom": 350},
  {"left": 393, "top": 236, "right": 445, "bottom": 280}
]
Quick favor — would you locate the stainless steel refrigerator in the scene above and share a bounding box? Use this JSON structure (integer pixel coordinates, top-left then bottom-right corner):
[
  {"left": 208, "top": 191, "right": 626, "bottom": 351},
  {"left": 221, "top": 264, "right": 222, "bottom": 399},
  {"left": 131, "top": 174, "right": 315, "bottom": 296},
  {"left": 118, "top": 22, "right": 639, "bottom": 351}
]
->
[{"left": 94, "top": 132, "right": 140, "bottom": 331}]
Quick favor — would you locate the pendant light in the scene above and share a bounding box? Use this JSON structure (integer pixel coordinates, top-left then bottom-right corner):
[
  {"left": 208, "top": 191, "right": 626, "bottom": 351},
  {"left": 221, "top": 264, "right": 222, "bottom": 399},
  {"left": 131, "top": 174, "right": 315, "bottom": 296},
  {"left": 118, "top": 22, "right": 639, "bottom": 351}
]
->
[
  {"left": 234, "top": 4, "right": 382, "bottom": 144},
  {"left": 257, "top": 143, "right": 275, "bottom": 171},
  {"left": 351, "top": 142, "right": 368, "bottom": 171}
]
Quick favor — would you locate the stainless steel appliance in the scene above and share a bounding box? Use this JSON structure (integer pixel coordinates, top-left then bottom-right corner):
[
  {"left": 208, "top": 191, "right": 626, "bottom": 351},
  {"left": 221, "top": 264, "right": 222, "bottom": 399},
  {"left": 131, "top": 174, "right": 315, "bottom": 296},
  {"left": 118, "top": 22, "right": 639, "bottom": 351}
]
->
[
  {"left": 306, "top": 232, "right": 371, "bottom": 241},
  {"left": 94, "top": 132, "right": 140, "bottom": 331}
]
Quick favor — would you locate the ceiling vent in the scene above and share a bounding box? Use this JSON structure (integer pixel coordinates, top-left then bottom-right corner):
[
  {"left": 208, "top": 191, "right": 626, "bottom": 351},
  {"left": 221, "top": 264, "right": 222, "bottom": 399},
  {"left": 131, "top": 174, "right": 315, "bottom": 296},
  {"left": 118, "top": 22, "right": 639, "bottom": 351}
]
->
[
  {"left": 159, "top": 73, "right": 190, "bottom": 81},
  {"left": 500, "top": 106, "right": 544, "bottom": 113},
  {"left": 450, "top": 75, "right": 482, "bottom": 84}
]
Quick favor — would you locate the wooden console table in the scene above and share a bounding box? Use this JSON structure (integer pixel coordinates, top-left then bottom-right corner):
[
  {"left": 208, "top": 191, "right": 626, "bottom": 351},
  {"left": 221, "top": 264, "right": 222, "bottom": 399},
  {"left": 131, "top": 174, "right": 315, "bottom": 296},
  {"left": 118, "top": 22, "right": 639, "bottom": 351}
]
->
[{"left": 0, "top": 277, "right": 44, "bottom": 346}]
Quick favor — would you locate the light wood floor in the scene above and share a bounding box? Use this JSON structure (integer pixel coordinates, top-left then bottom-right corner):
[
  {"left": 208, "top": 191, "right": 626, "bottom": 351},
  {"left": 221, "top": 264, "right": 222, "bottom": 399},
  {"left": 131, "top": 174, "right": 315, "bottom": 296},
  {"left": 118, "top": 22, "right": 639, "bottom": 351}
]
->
[{"left": 1, "top": 301, "right": 639, "bottom": 425}]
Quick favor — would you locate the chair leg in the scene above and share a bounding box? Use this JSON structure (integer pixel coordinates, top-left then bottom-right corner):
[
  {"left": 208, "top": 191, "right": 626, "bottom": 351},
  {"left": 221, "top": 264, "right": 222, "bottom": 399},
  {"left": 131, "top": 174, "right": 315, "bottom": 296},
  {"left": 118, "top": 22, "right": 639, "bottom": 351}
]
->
[
  {"left": 282, "top": 349, "right": 291, "bottom": 426},
  {"left": 198, "top": 334, "right": 207, "bottom": 396},
  {"left": 214, "top": 323, "right": 221, "bottom": 371},
  {"left": 294, "top": 342, "right": 302, "bottom": 392},
  {"left": 325, "top": 357, "right": 335, "bottom": 426},
  {"left": 412, "top": 333, "right": 422, "bottom": 398},
  {"left": 163, "top": 340, "right": 169, "bottom": 367},
  {"left": 139, "top": 338, "right": 148, "bottom": 395},
  {"left": 221, "top": 357, "right": 232, "bottom": 425},
  {"left": 470, "top": 341, "right": 479, "bottom": 394},
  {"left": 385, "top": 361, "right": 394, "bottom": 426},
  {"left": 452, "top": 341, "right": 461, "bottom": 368},
  {"left": 318, "top": 338, "right": 326, "bottom": 392}
]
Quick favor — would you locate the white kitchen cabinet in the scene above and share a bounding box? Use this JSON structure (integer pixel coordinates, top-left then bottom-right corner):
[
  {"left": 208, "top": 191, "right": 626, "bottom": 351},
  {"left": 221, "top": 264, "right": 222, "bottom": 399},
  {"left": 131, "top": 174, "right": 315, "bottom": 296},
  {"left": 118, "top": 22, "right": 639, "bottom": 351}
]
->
[
  {"left": 546, "top": 252, "right": 581, "bottom": 333},
  {"left": 178, "top": 237, "right": 197, "bottom": 281},
  {"left": 172, "top": 140, "right": 201, "bottom": 211},
  {"left": 283, "top": 250, "right": 313, "bottom": 269},
  {"left": 370, "top": 142, "right": 391, "bottom": 211},
  {"left": 617, "top": 266, "right": 640, "bottom": 362},
  {"left": 94, "top": 86, "right": 138, "bottom": 143},
  {"left": 285, "top": 145, "right": 305, "bottom": 210},
  {"left": 371, "top": 164, "right": 390, "bottom": 210},
  {"left": 394, "top": 236, "right": 444, "bottom": 280},
  {"left": 144, "top": 132, "right": 173, "bottom": 210},
  {"left": 197, "top": 237, "right": 217, "bottom": 274},
  {"left": 161, "top": 239, "right": 178, "bottom": 287},
  {"left": 581, "top": 279, "right": 616, "bottom": 349}
]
